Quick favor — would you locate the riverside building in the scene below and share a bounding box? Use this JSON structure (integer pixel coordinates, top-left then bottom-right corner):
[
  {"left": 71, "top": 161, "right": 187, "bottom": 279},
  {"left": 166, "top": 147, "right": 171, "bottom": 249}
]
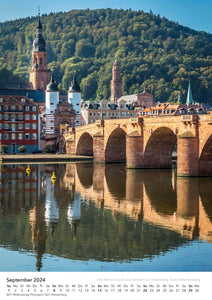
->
[{"left": 0, "top": 95, "right": 40, "bottom": 154}]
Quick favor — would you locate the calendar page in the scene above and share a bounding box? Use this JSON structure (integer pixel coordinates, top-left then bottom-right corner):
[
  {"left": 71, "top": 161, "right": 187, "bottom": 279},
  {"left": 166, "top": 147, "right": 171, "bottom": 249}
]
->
[{"left": 0, "top": 271, "right": 210, "bottom": 299}]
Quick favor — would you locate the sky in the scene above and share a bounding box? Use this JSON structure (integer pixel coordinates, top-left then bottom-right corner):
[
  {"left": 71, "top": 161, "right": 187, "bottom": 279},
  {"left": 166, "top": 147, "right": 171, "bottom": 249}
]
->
[{"left": 0, "top": 0, "right": 212, "bottom": 34}]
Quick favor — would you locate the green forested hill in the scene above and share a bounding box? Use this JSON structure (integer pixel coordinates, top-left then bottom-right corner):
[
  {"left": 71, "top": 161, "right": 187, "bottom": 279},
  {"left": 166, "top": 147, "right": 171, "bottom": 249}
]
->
[{"left": 0, "top": 8, "right": 212, "bottom": 104}]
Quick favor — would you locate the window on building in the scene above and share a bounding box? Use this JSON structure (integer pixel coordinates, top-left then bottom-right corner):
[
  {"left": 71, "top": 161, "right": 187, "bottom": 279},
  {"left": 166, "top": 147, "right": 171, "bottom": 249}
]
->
[
  {"left": 32, "top": 123, "right": 37, "bottom": 129},
  {"left": 0, "top": 98, "right": 3, "bottom": 103},
  {"left": 18, "top": 114, "right": 23, "bottom": 121},
  {"left": 0, "top": 123, "right": 2, "bottom": 129},
  {"left": 11, "top": 133, "right": 16, "bottom": 140},
  {"left": 19, "top": 133, "right": 23, "bottom": 140},
  {"left": 32, "top": 106, "right": 37, "bottom": 111},
  {"left": 32, "top": 133, "right": 37, "bottom": 140},
  {"left": 18, "top": 124, "right": 23, "bottom": 129},
  {"left": 11, "top": 105, "right": 16, "bottom": 111},
  {"left": 18, "top": 106, "right": 22, "bottom": 111},
  {"left": 21, "top": 98, "right": 25, "bottom": 103},
  {"left": 0, "top": 114, "right": 2, "bottom": 120},
  {"left": 25, "top": 114, "right": 30, "bottom": 120},
  {"left": 32, "top": 114, "right": 37, "bottom": 120},
  {"left": 25, "top": 123, "right": 30, "bottom": 129},
  {"left": 4, "top": 105, "right": 8, "bottom": 111},
  {"left": 25, "top": 133, "right": 30, "bottom": 140},
  {"left": 4, "top": 133, "right": 9, "bottom": 140},
  {"left": 11, "top": 114, "right": 16, "bottom": 121},
  {"left": 4, "top": 114, "right": 9, "bottom": 120},
  {"left": 4, "top": 123, "right": 9, "bottom": 129}
]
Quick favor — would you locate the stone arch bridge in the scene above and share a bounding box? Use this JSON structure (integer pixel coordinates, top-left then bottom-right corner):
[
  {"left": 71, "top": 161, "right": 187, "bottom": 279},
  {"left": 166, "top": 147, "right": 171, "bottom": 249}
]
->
[{"left": 63, "top": 114, "right": 212, "bottom": 176}]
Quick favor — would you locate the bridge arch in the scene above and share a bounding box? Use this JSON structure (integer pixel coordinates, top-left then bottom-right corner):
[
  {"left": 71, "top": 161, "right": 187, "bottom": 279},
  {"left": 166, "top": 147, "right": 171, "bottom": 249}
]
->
[
  {"left": 105, "top": 128, "right": 126, "bottom": 163},
  {"left": 76, "top": 132, "right": 93, "bottom": 156},
  {"left": 144, "top": 127, "right": 177, "bottom": 168},
  {"left": 199, "top": 134, "right": 212, "bottom": 176}
]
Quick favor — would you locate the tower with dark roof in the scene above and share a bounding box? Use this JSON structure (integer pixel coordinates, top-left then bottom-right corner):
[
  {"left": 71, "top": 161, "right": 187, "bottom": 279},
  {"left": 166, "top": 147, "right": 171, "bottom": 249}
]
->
[
  {"left": 111, "top": 59, "right": 122, "bottom": 103},
  {"left": 45, "top": 75, "right": 59, "bottom": 137},
  {"left": 29, "top": 15, "right": 50, "bottom": 91},
  {"left": 68, "top": 75, "right": 82, "bottom": 127}
]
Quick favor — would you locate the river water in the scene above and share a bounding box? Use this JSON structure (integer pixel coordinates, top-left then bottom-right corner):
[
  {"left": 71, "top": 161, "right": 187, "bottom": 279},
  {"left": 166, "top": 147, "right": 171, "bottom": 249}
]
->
[{"left": 0, "top": 163, "right": 212, "bottom": 272}]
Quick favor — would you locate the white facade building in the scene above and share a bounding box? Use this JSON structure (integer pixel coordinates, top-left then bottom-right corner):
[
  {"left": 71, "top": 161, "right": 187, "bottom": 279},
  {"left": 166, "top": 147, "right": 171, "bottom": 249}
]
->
[
  {"left": 68, "top": 76, "right": 82, "bottom": 127},
  {"left": 45, "top": 76, "right": 59, "bottom": 136}
]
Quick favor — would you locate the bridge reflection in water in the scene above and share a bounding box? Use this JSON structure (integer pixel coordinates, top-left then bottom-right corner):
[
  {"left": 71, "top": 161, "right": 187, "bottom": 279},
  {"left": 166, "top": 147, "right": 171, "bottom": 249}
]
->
[{"left": 0, "top": 163, "right": 212, "bottom": 271}]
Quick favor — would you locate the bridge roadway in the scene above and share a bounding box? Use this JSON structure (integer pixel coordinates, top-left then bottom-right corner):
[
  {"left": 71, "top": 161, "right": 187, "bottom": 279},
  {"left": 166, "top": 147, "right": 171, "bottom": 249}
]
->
[{"left": 63, "top": 114, "right": 212, "bottom": 176}]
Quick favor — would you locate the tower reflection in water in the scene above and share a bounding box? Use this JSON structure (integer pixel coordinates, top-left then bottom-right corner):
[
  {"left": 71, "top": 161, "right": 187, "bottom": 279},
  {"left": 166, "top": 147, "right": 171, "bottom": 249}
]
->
[{"left": 0, "top": 163, "right": 212, "bottom": 271}]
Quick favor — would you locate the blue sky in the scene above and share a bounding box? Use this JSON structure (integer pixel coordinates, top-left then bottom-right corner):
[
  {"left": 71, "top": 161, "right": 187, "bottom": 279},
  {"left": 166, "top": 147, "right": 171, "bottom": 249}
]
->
[{"left": 0, "top": 0, "right": 212, "bottom": 33}]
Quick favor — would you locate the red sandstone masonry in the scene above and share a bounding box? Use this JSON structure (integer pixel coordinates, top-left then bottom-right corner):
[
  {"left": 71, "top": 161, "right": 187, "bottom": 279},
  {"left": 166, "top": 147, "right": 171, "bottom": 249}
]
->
[
  {"left": 93, "top": 135, "right": 105, "bottom": 163},
  {"left": 126, "top": 135, "right": 144, "bottom": 168},
  {"left": 64, "top": 115, "right": 212, "bottom": 176},
  {"left": 177, "top": 136, "right": 199, "bottom": 176}
]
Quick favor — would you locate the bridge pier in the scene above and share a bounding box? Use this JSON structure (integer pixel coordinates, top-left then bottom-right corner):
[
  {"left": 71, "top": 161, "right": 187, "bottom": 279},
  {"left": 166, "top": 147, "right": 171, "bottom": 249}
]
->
[
  {"left": 177, "top": 134, "right": 199, "bottom": 176},
  {"left": 64, "top": 129, "right": 76, "bottom": 155},
  {"left": 66, "top": 140, "right": 76, "bottom": 155},
  {"left": 93, "top": 135, "right": 105, "bottom": 163},
  {"left": 126, "top": 135, "right": 144, "bottom": 168}
]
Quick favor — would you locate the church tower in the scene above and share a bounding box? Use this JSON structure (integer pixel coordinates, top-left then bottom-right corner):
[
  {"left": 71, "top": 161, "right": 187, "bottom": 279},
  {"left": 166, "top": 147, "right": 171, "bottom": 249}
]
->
[
  {"left": 110, "top": 59, "right": 122, "bottom": 103},
  {"left": 29, "top": 15, "right": 50, "bottom": 91},
  {"left": 68, "top": 75, "right": 82, "bottom": 127}
]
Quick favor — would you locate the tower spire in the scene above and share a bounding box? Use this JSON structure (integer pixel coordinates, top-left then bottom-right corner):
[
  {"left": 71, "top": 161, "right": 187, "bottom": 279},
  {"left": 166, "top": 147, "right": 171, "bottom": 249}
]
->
[
  {"left": 186, "top": 79, "right": 193, "bottom": 105},
  {"left": 29, "top": 10, "right": 50, "bottom": 91}
]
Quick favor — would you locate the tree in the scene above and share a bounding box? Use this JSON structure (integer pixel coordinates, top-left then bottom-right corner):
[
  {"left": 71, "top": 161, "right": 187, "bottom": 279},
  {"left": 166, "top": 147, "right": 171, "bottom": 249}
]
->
[
  {"left": 0, "top": 145, "right": 8, "bottom": 154},
  {"left": 18, "top": 145, "right": 27, "bottom": 154},
  {"left": 75, "top": 40, "right": 95, "bottom": 58}
]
